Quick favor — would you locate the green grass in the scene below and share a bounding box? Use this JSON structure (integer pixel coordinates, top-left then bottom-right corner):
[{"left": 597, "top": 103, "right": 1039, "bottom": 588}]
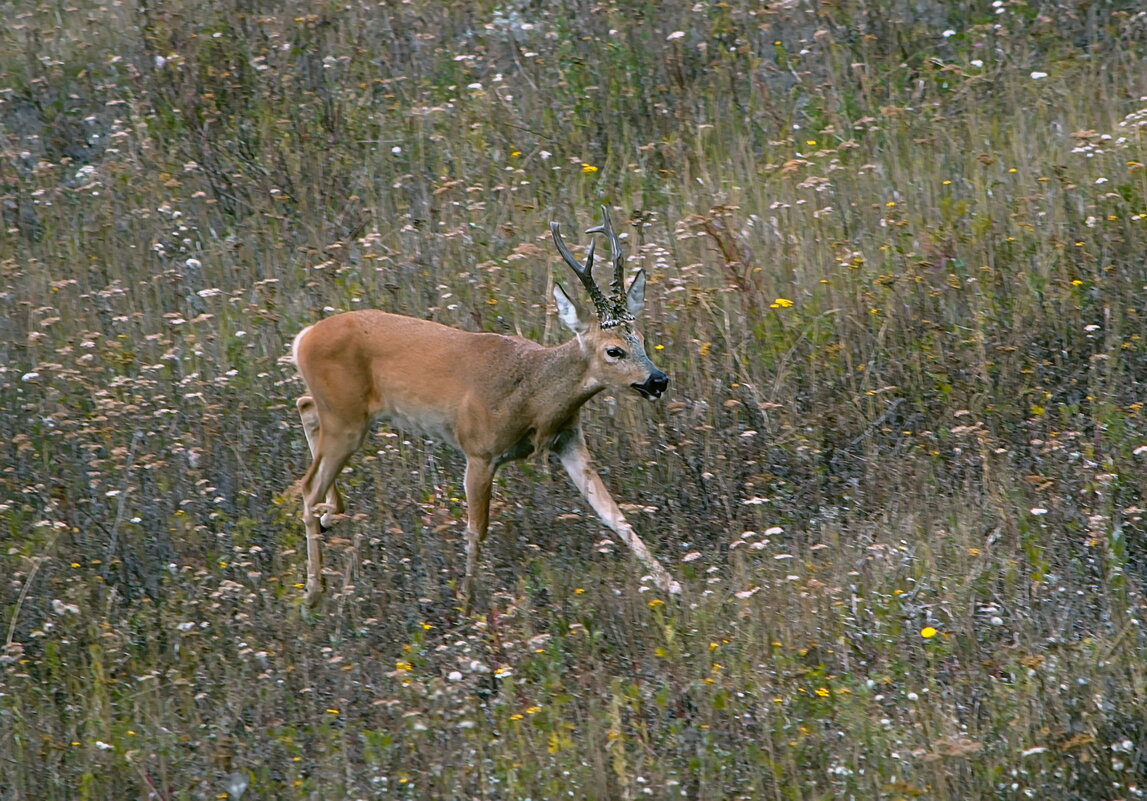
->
[{"left": 3, "top": 0, "right": 1147, "bottom": 798}]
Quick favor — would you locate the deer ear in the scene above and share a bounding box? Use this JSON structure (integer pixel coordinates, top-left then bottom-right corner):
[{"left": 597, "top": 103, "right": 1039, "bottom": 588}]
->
[
  {"left": 626, "top": 269, "right": 647, "bottom": 318},
  {"left": 553, "top": 283, "right": 589, "bottom": 334}
]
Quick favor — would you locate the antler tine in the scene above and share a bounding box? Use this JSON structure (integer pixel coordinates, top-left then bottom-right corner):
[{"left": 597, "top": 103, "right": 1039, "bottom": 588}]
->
[
  {"left": 585, "top": 205, "right": 632, "bottom": 322},
  {"left": 550, "top": 220, "right": 612, "bottom": 322}
]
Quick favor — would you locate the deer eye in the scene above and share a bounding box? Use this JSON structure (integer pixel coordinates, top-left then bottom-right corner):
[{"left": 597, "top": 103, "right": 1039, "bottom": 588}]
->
[{"left": 606, "top": 346, "right": 626, "bottom": 359}]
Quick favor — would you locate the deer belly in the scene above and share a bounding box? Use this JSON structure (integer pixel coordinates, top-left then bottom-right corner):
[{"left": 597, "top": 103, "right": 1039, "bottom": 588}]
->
[{"left": 383, "top": 406, "right": 459, "bottom": 449}]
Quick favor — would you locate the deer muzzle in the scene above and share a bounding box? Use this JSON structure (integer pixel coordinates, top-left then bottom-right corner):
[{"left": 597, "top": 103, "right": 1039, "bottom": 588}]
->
[{"left": 632, "top": 370, "right": 669, "bottom": 401}]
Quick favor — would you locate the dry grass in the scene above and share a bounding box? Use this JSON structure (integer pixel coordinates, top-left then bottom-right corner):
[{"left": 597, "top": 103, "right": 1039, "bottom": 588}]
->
[{"left": 3, "top": 0, "right": 1147, "bottom": 798}]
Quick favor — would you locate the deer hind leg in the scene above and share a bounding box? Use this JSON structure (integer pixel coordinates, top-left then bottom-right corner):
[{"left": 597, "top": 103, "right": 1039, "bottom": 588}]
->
[
  {"left": 297, "top": 412, "right": 368, "bottom": 606},
  {"left": 556, "top": 433, "right": 681, "bottom": 596},
  {"left": 297, "top": 395, "right": 344, "bottom": 527},
  {"left": 461, "top": 456, "right": 495, "bottom": 610}
]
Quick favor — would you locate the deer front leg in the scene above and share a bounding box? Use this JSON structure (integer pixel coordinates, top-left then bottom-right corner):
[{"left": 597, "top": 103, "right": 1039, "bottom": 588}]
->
[
  {"left": 462, "top": 456, "right": 495, "bottom": 609},
  {"left": 557, "top": 434, "right": 681, "bottom": 595}
]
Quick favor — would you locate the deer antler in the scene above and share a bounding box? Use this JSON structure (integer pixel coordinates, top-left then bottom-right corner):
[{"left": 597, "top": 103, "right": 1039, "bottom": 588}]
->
[
  {"left": 585, "top": 205, "right": 634, "bottom": 325},
  {"left": 550, "top": 219, "right": 617, "bottom": 326}
]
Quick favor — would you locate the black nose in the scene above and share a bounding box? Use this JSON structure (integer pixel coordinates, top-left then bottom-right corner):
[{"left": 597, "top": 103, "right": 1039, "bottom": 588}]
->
[{"left": 633, "top": 370, "right": 669, "bottom": 400}]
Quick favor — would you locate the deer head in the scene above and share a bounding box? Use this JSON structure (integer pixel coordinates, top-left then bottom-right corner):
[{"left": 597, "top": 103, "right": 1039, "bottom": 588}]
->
[{"left": 550, "top": 206, "right": 669, "bottom": 401}]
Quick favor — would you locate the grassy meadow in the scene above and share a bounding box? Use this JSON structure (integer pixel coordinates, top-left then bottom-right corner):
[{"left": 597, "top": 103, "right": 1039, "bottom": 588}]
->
[{"left": 4, "top": 0, "right": 1147, "bottom": 797}]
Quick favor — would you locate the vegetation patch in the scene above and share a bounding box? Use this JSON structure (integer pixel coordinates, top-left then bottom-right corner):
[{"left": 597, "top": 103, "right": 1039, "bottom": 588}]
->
[{"left": 3, "top": 1, "right": 1147, "bottom": 798}]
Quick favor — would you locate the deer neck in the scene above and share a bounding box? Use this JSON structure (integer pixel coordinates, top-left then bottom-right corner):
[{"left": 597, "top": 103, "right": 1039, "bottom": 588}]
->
[{"left": 521, "top": 336, "right": 603, "bottom": 430}]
